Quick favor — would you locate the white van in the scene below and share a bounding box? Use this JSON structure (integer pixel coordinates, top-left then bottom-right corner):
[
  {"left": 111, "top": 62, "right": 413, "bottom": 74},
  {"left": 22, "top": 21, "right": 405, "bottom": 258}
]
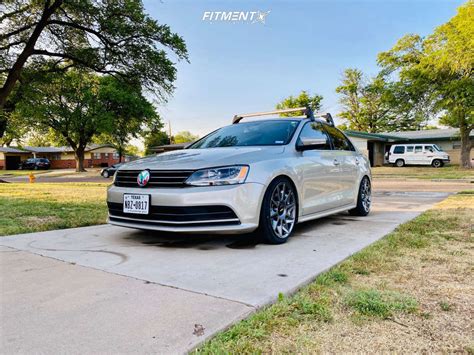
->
[{"left": 387, "top": 144, "right": 450, "bottom": 168}]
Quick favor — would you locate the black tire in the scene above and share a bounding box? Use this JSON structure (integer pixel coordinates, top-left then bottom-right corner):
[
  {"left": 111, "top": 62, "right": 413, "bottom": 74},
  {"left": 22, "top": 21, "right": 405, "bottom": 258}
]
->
[
  {"left": 349, "top": 176, "right": 371, "bottom": 216},
  {"left": 258, "top": 176, "right": 298, "bottom": 244},
  {"left": 34, "top": 165, "right": 38, "bottom": 170},
  {"left": 102, "top": 170, "right": 109, "bottom": 178},
  {"left": 432, "top": 159, "right": 443, "bottom": 168},
  {"left": 395, "top": 159, "right": 405, "bottom": 167}
]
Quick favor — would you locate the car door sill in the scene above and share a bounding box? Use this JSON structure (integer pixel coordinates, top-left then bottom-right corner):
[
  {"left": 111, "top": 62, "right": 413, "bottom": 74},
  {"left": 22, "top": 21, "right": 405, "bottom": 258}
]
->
[{"left": 298, "top": 203, "right": 356, "bottom": 223}]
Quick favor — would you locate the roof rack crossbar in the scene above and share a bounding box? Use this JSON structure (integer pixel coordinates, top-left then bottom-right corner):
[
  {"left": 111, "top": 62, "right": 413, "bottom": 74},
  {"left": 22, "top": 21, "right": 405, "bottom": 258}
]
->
[
  {"left": 232, "top": 107, "right": 335, "bottom": 126},
  {"left": 232, "top": 107, "right": 314, "bottom": 124}
]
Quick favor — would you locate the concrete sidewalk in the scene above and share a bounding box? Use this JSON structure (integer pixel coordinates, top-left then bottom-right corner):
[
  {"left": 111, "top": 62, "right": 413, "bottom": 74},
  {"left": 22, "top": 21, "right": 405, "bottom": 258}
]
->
[{"left": 0, "top": 190, "right": 450, "bottom": 354}]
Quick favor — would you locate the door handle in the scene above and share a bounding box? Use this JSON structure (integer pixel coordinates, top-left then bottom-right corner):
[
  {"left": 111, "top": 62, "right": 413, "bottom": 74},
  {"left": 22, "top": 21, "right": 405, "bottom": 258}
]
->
[
  {"left": 355, "top": 158, "right": 360, "bottom": 165},
  {"left": 333, "top": 159, "right": 340, "bottom": 166}
]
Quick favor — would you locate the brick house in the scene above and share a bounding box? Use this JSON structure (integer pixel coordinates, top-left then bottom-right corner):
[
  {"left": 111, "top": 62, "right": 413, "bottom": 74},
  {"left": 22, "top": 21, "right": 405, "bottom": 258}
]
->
[{"left": 0, "top": 144, "right": 122, "bottom": 170}]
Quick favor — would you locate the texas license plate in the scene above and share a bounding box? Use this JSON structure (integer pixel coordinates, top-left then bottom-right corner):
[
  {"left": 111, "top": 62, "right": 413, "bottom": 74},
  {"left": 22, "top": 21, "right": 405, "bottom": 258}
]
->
[{"left": 123, "top": 194, "right": 150, "bottom": 214}]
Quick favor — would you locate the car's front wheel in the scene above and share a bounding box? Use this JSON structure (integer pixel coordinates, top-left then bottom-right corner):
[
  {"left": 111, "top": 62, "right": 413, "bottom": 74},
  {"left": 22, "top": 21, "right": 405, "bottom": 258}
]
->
[
  {"left": 432, "top": 159, "right": 443, "bottom": 168},
  {"left": 349, "top": 176, "right": 371, "bottom": 216},
  {"left": 102, "top": 170, "right": 110, "bottom": 178},
  {"left": 259, "top": 177, "right": 297, "bottom": 244}
]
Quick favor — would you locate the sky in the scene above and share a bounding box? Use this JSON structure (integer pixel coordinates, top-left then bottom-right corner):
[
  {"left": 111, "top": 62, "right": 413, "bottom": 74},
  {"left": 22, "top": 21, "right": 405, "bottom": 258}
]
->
[{"left": 142, "top": 0, "right": 464, "bottom": 139}]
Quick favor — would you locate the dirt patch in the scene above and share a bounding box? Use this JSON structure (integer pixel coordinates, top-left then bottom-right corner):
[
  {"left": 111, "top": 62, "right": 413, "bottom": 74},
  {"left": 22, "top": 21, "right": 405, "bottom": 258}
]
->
[{"left": 25, "top": 216, "right": 61, "bottom": 227}]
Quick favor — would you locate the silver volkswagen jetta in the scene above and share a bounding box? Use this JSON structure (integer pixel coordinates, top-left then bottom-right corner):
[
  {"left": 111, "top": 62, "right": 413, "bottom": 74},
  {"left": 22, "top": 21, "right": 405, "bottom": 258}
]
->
[{"left": 107, "top": 107, "right": 371, "bottom": 244}]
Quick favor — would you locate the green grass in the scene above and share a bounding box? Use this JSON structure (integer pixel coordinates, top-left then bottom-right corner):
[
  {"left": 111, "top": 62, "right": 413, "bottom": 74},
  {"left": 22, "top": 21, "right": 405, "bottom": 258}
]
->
[
  {"left": 372, "top": 165, "right": 474, "bottom": 180},
  {"left": 196, "top": 193, "right": 473, "bottom": 353},
  {"left": 0, "top": 183, "right": 108, "bottom": 236},
  {"left": 0, "top": 170, "right": 51, "bottom": 177}
]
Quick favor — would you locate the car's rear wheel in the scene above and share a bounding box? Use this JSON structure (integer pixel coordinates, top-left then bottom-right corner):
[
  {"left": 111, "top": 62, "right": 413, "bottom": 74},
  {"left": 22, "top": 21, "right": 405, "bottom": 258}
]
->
[
  {"left": 349, "top": 176, "right": 371, "bottom": 216},
  {"left": 259, "top": 177, "right": 297, "bottom": 244},
  {"left": 395, "top": 159, "right": 405, "bottom": 167},
  {"left": 432, "top": 159, "right": 443, "bottom": 168}
]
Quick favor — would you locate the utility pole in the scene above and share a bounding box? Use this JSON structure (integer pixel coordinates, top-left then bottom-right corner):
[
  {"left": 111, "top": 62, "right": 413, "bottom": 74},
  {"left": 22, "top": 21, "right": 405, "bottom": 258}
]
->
[{"left": 168, "top": 120, "right": 172, "bottom": 144}]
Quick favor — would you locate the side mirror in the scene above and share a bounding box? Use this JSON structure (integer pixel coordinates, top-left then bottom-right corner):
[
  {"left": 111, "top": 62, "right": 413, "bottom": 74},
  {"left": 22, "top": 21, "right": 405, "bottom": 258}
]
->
[{"left": 296, "top": 137, "right": 328, "bottom": 151}]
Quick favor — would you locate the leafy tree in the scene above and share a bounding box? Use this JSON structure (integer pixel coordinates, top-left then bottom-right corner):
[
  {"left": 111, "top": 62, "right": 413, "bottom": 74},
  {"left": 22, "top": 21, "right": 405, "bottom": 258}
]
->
[
  {"left": 276, "top": 90, "right": 323, "bottom": 116},
  {"left": 335, "top": 68, "right": 422, "bottom": 133},
  {"left": 19, "top": 69, "right": 111, "bottom": 171},
  {"left": 94, "top": 76, "right": 159, "bottom": 162},
  {"left": 173, "top": 131, "right": 199, "bottom": 144},
  {"left": 143, "top": 122, "right": 169, "bottom": 156},
  {"left": 378, "top": 1, "right": 473, "bottom": 167},
  {"left": 0, "top": 0, "right": 188, "bottom": 137},
  {"left": 125, "top": 144, "right": 142, "bottom": 157}
]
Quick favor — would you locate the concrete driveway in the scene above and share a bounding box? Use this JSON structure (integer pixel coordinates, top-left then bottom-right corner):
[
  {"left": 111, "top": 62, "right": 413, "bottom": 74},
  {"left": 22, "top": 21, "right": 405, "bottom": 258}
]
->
[{"left": 0, "top": 185, "right": 456, "bottom": 353}]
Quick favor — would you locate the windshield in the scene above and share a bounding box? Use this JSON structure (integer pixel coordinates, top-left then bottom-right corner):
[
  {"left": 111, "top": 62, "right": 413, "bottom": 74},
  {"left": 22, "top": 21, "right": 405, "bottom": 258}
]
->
[
  {"left": 188, "top": 120, "right": 300, "bottom": 149},
  {"left": 433, "top": 144, "right": 443, "bottom": 151}
]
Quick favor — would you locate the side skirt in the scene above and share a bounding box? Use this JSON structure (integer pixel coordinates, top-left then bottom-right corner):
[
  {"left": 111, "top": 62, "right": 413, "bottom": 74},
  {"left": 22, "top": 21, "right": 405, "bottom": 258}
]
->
[{"left": 297, "top": 203, "right": 356, "bottom": 224}]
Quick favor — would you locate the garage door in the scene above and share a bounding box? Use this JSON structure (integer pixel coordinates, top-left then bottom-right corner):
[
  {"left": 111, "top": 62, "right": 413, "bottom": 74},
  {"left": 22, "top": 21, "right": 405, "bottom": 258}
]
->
[{"left": 5, "top": 156, "right": 21, "bottom": 170}]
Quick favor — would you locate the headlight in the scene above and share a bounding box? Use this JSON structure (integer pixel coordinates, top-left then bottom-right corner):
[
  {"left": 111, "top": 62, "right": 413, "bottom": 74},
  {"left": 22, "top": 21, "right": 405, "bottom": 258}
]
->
[{"left": 185, "top": 166, "right": 249, "bottom": 186}]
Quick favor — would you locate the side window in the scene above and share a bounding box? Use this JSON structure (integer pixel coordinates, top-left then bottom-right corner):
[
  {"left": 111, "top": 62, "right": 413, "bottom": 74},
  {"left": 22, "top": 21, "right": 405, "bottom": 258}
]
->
[
  {"left": 393, "top": 146, "right": 405, "bottom": 154},
  {"left": 424, "top": 145, "right": 434, "bottom": 153},
  {"left": 406, "top": 146, "right": 414, "bottom": 153},
  {"left": 324, "top": 125, "right": 355, "bottom": 151},
  {"left": 414, "top": 146, "right": 422, "bottom": 153},
  {"left": 298, "top": 122, "right": 331, "bottom": 150}
]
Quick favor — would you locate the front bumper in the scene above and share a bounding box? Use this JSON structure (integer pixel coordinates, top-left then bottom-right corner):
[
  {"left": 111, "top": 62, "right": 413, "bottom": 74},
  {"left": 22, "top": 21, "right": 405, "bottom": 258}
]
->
[{"left": 107, "top": 183, "right": 266, "bottom": 234}]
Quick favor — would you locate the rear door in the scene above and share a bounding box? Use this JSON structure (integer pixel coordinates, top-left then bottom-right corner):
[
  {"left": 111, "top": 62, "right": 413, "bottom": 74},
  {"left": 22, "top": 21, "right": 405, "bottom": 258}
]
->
[
  {"left": 296, "top": 121, "right": 339, "bottom": 215},
  {"left": 323, "top": 125, "right": 359, "bottom": 206}
]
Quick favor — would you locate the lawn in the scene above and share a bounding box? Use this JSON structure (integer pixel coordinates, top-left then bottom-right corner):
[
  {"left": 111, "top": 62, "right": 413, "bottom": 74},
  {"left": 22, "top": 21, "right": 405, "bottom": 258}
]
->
[
  {"left": 372, "top": 165, "right": 474, "bottom": 180},
  {"left": 0, "top": 183, "right": 108, "bottom": 236},
  {"left": 196, "top": 192, "right": 474, "bottom": 353}
]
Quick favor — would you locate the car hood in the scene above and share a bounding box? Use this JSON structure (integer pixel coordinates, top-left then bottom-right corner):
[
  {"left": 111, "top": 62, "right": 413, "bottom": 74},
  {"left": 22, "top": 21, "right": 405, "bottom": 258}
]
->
[{"left": 120, "top": 146, "right": 286, "bottom": 171}]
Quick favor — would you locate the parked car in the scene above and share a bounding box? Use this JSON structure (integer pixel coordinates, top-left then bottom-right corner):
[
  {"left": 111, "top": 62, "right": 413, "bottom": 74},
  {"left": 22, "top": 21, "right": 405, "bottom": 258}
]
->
[
  {"left": 386, "top": 144, "right": 450, "bottom": 168},
  {"left": 101, "top": 163, "right": 124, "bottom": 178},
  {"left": 107, "top": 108, "right": 371, "bottom": 244},
  {"left": 18, "top": 158, "right": 51, "bottom": 170}
]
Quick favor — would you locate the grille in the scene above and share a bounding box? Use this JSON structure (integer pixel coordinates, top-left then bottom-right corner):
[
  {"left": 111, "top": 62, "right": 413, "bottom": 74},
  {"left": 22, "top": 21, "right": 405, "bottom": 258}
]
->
[
  {"left": 114, "top": 170, "right": 194, "bottom": 188},
  {"left": 107, "top": 203, "right": 240, "bottom": 225}
]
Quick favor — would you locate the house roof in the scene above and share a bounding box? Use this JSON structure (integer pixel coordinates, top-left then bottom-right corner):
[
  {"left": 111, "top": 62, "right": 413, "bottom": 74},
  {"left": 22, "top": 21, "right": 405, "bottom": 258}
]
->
[
  {"left": 345, "top": 128, "right": 473, "bottom": 142},
  {"left": 0, "top": 146, "right": 30, "bottom": 153},
  {"left": 1, "top": 144, "right": 115, "bottom": 154}
]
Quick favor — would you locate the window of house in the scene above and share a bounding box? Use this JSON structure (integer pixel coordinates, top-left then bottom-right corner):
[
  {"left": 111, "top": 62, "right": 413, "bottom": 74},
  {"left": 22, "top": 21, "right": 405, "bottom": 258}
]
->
[
  {"left": 414, "top": 146, "right": 423, "bottom": 153},
  {"left": 393, "top": 146, "right": 405, "bottom": 154},
  {"left": 113, "top": 153, "right": 120, "bottom": 159},
  {"left": 92, "top": 152, "right": 101, "bottom": 159},
  {"left": 406, "top": 146, "right": 414, "bottom": 152},
  {"left": 453, "top": 143, "right": 461, "bottom": 149}
]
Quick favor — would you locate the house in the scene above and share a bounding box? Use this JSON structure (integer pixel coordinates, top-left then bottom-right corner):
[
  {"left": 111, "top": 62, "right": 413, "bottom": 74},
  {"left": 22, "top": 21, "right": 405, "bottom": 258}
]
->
[
  {"left": 150, "top": 142, "right": 190, "bottom": 154},
  {"left": 0, "top": 144, "right": 122, "bottom": 170},
  {"left": 345, "top": 128, "right": 474, "bottom": 166}
]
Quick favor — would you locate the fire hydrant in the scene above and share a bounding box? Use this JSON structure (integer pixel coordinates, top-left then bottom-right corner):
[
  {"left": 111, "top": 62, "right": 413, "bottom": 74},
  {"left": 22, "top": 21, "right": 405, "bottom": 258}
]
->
[{"left": 29, "top": 172, "right": 36, "bottom": 183}]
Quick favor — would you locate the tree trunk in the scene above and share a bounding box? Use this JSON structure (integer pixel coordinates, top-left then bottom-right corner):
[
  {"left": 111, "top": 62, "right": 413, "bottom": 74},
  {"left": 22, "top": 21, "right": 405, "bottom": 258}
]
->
[
  {"left": 0, "top": 0, "right": 63, "bottom": 138},
  {"left": 74, "top": 147, "right": 86, "bottom": 172},
  {"left": 459, "top": 125, "right": 472, "bottom": 168}
]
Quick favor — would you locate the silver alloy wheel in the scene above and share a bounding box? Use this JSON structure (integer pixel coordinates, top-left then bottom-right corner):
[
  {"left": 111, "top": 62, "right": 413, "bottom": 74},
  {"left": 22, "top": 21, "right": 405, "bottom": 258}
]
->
[
  {"left": 396, "top": 159, "right": 404, "bottom": 167},
  {"left": 361, "top": 178, "right": 371, "bottom": 212},
  {"left": 269, "top": 182, "right": 296, "bottom": 239},
  {"left": 103, "top": 171, "right": 109, "bottom": 178},
  {"left": 432, "top": 160, "right": 441, "bottom": 168}
]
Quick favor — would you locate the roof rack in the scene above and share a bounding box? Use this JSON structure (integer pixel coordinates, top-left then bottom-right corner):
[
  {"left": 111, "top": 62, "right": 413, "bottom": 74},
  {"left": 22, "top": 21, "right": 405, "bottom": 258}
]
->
[{"left": 232, "top": 107, "right": 335, "bottom": 126}]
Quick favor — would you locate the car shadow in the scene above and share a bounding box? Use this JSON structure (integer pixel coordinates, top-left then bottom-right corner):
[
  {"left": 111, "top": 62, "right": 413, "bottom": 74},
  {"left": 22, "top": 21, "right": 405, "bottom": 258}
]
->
[{"left": 119, "top": 212, "right": 360, "bottom": 250}]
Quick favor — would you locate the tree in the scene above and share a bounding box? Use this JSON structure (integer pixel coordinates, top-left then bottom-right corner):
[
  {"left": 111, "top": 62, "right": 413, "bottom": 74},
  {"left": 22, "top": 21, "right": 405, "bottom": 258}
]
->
[
  {"left": 19, "top": 69, "right": 111, "bottom": 171},
  {"left": 173, "top": 131, "right": 199, "bottom": 144},
  {"left": 276, "top": 90, "right": 323, "bottom": 116},
  {"left": 95, "top": 76, "right": 159, "bottom": 162},
  {"left": 0, "top": 0, "right": 188, "bottom": 137},
  {"left": 335, "top": 68, "right": 423, "bottom": 133},
  {"left": 378, "top": 1, "right": 473, "bottom": 167},
  {"left": 143, "top": 121, "right": 169, "bottom": 156}
]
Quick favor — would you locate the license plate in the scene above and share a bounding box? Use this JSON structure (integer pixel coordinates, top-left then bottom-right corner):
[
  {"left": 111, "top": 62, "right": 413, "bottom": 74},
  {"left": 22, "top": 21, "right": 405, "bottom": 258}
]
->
[{"left": 123, "top": 194, "right": 150, "bottom": 214}]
